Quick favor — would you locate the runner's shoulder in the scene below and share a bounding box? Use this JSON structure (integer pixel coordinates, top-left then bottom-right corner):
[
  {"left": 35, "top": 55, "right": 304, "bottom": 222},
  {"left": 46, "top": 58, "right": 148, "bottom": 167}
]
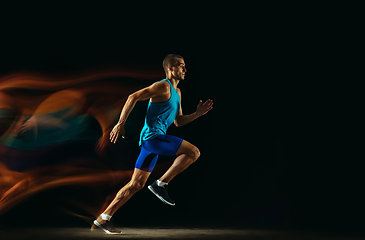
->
[{"left": 151, "top": 80, "right": 170, "bottom": 93}]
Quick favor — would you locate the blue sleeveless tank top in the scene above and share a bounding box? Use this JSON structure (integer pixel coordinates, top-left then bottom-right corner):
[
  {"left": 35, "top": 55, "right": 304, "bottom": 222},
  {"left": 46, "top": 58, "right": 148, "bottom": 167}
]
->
[{"left": 139, "top": 79, "right": 180, "bottom": 146}]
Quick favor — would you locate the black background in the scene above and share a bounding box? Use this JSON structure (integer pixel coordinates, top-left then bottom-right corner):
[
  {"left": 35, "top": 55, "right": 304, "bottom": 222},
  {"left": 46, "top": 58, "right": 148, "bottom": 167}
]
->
[{"left": 0, "top": 2, "right": 362, "bottom": 235}]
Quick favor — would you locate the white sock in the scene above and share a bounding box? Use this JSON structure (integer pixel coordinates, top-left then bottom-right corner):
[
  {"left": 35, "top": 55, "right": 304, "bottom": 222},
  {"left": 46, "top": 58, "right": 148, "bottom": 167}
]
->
[
  {"left": 101, "top": 213, "right": 112, "bottom": 221},
  {"left": 157, "top": 180, "right": 168, "bottom": 187}
]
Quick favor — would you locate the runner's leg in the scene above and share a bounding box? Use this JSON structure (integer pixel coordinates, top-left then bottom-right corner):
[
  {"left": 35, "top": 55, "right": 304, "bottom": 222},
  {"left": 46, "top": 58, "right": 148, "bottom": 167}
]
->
[
  {"left": 158, "top": 140, "right": 200, "bottom": 184},
  {"left": 97, "top": 168, "right": 150, "bottom": 220}
]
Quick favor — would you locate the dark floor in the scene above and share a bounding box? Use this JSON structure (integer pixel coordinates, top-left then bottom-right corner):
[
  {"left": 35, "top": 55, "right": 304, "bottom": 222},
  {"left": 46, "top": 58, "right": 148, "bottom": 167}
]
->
[{"left": 0, "top": 227, "right": 363, "bottom": 240}]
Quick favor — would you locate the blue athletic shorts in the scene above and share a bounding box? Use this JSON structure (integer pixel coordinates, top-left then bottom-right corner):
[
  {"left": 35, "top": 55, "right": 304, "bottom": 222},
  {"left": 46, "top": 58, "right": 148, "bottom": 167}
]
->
[{"left": 135, "top": 135, "right": 184, "bottom": 172}]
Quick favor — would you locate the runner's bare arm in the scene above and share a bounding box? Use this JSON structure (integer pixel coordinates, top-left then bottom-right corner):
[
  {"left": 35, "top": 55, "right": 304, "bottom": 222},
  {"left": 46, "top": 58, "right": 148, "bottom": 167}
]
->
[
  {"left": 110, "top": 81, "right": 169, "bottom": 143},
  {"left": 174, "top": 88, "right": 213, "bottom": 127}
]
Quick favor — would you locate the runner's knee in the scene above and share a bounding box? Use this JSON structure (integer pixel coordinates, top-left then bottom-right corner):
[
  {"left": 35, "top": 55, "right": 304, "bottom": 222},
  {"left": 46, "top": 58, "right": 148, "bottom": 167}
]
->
[
  {"left": 129, "top": 180, "right": 145, "bottom": 192},
  {"left": 188, "top": 145, "right": 200, "bottom": 161}
]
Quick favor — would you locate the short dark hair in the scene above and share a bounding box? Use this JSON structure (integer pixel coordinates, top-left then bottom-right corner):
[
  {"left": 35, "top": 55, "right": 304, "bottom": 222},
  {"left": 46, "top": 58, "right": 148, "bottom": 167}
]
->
[{"left": 162, "top": 54, "right": 183, "bottom": 73}]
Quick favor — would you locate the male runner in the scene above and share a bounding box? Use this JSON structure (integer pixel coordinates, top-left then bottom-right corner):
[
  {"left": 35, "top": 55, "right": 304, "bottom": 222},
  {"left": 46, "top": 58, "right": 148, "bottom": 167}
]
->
[{"left": 93, "top": 54, "right": 213, "bottom": 234}]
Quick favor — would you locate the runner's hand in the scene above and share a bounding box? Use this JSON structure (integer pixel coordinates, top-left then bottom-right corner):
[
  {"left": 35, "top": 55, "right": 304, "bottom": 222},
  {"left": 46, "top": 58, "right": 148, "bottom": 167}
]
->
[
  {"left": 196, "top": 99, "right": 213, "bottom": 117},
  {"left": 110, "top": 123, "right": 125, "bottom": 143}
]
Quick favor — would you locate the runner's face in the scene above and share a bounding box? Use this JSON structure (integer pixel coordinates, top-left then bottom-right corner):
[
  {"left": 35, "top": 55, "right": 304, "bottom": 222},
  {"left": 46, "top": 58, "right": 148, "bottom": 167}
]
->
[{"left": 171, "top": 58, "right": 186, "bottom": 80}]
